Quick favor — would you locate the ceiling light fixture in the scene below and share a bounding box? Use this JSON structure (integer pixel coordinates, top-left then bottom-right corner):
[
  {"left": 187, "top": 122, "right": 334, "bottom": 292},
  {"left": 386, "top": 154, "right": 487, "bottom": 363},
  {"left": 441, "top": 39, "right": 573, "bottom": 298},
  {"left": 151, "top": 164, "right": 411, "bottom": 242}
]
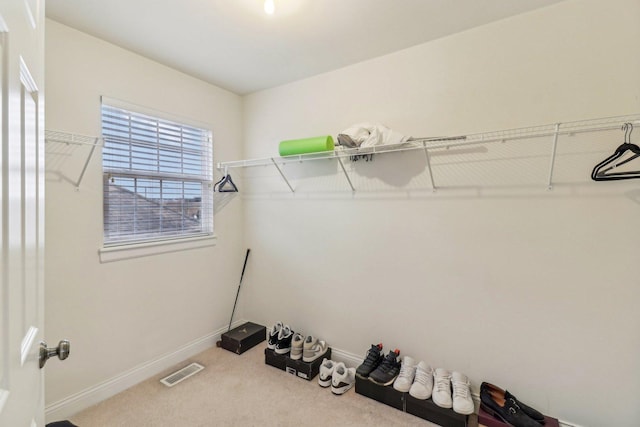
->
[{"left": 264, "top": 0, "right": 275, "bottom": 15}]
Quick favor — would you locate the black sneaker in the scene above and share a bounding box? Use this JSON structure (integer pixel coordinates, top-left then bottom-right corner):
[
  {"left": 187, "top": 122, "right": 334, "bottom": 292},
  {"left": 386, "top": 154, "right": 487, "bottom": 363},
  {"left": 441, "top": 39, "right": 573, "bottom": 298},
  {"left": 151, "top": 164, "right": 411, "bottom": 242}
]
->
[
  {"left": 369, "top": 349, "right": 401, "bottom": 385},
  {"left": 267, "top": 322, "right": 283, "bottom": 350},
  {"left": 356, "top": 343, "right": 384, "bottom": 378},
  {"left": 274, "top": 325, "right": 294, "bottom": 354}
]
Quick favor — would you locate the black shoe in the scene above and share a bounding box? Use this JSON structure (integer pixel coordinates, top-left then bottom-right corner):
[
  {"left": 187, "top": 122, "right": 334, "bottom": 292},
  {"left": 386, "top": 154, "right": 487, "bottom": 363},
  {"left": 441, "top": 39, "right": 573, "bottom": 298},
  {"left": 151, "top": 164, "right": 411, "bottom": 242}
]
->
[
  {"left": 482, "top": 382, "right": 545, "bottom": 424},
  {"left": 505, "top": 390, "right": 545, "bottom": 424},
  {"left": 480, "top": 382, "right": 542, "bottom": 427},
  {"left": 267, "top": 322, "right": 283, "bottom": 350},
  {"left": 368, "top": 349, "right": 401, "bottom": 385},
  {"left": 355, "top": 343, "right": 384, "bottom": 378},
  {"left": 274, "top": 325, "right": 294, "bottom": 354}
]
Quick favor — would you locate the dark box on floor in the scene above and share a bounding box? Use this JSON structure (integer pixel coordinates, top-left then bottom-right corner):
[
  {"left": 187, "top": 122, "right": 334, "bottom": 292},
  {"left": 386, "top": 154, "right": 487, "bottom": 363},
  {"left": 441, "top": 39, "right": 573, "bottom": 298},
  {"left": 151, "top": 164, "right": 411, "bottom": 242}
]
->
[
  {"left": 355, "top": 375, "right": 405, "bottom": 411},
  {"left": 405, "top": 394, "right": 468, "bottom": 427},
  {"left": 355, "top": 376, "right": 468, "bottom": 427},
  {"left": 220, "top": 322, "right": 266, "bottom": 354},
  {"left": 264, "top": 348, "right": 288, "bottom": 370},
  {"left": 285, "top": 349, "right": 331, "bottom": 380},
  {"left": 478, "top": 407, "right": 559, "bottom": 427}
]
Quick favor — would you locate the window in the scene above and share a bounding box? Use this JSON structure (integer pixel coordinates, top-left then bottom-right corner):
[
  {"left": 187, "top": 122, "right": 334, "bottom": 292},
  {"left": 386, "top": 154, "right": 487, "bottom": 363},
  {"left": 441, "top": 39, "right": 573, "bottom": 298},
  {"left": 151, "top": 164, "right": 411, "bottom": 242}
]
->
[{"left": 101, "top": 101, "right": 213, "bottom": 246}]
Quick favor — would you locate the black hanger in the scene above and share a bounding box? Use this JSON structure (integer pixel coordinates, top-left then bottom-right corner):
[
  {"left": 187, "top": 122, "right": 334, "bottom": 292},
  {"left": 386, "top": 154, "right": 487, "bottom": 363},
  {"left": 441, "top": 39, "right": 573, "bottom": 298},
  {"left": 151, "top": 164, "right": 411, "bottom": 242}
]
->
[
  {"left": 214, "top": 167, "right": 238, "bottom": 192},
  {"left": 591, "top": 123, "right": 640, "bottom": 181}
]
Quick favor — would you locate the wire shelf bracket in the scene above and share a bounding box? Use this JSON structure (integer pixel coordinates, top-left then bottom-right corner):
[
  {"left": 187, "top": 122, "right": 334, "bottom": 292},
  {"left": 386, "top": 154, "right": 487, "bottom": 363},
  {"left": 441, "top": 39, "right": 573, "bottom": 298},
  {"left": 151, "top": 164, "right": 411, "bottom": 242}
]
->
[
  {"left": 422, "top": 141, "right": 436, "bottom": 191},
  {"left": 45, "top": 130, "right": 103, "bottom": 190},
  {"left": 270, "top": 157, "right": 294, "bottom": 192},
  {"left": 547, "top": 124, "right": 560, "bottom": 190}
]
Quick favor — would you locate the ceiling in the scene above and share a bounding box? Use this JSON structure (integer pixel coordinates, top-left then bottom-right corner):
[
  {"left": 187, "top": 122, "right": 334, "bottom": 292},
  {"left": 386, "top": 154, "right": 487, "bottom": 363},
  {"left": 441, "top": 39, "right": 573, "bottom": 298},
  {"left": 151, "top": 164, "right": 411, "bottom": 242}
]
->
[{"left": 45, "top": 0, "right": 565, "bottom": 95}]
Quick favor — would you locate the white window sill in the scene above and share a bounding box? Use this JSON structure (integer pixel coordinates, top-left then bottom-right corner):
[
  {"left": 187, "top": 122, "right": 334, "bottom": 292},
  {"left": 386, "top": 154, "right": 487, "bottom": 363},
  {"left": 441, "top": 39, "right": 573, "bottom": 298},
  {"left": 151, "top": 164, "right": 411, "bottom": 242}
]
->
[{"left": 99, "top": 235, "right": 217, "bottom": 263}]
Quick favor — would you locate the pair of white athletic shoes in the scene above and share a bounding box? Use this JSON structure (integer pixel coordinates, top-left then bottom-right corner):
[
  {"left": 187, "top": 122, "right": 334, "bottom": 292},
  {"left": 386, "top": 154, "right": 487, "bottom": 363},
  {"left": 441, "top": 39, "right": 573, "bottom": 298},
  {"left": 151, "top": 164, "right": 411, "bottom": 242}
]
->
[
  {"left": 392, "top": 356, "right": 474, "bottom": 415},
  {"left": 318, "top": 358, "right": 356, "bottom": 395}
]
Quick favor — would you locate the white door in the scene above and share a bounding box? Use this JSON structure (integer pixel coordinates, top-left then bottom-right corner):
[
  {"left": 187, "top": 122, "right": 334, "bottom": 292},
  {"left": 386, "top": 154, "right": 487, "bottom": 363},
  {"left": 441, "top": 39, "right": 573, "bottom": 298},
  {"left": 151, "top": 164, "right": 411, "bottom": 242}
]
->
[{"left": 0, "top": 0, "right": 47, "bottom": 425}]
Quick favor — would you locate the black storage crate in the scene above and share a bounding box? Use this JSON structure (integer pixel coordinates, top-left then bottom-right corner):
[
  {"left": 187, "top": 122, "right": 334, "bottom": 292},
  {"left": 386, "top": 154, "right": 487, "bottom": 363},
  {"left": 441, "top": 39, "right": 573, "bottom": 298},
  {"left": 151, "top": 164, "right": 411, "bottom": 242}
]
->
[
  {"left": 355, "top": 376, "right": 469, "bottom": 426},
  {"left": 220, "top": 322, "right": 266, "bottom": 354},
  {"left": 405, "top": 394, "right": 468, "bottom": 427},
  {"left": 355, "top": 376, "right": 405, "bottom": 410},
  {"left": 285, "top": 349, "right": 331, "bottom": 380},
  {"left": 264, "top": 348, "right": 288, "bottom": 370}
]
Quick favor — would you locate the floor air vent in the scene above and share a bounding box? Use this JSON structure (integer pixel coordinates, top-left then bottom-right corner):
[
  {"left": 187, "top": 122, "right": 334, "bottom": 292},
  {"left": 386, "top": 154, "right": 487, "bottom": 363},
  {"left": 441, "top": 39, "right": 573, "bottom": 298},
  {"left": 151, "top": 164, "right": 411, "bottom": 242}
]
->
[{"left": 160, "top": 362, "right": 204, "bottom": 387}]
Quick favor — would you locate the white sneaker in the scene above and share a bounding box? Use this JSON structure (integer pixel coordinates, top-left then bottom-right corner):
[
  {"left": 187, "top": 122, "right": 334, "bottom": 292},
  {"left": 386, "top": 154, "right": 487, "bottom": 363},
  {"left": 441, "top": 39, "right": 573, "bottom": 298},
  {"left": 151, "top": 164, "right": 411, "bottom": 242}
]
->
[
  {"left": 318, "top": 358, "right": 335, "bottom": 387},
  {"left": 289, "top": 333, "right": 304, "bottom": 360},
  {"left": 432, "top": 368, "right": 453, "bottom": 408},
  {"left": 302, "top": 336, "right": 328, "bottom": 362},
  {"left": 393, "top": 356, "right": 417, "bottom": 392},
  {"left": 452, "top": 372, "right": 474, "bottom": 415},
  {"left": 409, "top": 361, "right": 433, "bottom": 399},
  {"left": 331, "top": 362, "right": 356, "bottom": 395}
]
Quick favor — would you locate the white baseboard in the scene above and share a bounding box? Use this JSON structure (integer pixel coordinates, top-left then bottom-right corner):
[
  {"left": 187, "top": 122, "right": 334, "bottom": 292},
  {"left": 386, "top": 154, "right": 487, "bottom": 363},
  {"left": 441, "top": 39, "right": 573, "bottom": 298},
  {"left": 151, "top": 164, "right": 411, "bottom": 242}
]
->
[
  {"left": 45, "top": 319, "right": 247, "bottom": 423},
  {"left": 328, "top": 347, "right": 364, "bottom": 368}
]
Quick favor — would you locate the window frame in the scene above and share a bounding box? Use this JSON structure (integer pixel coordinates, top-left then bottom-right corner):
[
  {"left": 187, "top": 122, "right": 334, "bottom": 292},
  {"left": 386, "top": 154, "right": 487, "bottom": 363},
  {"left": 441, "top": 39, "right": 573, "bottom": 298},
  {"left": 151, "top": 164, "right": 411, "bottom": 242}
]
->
[{"left": 99, "top": 97, "right": 216, "bottom": 260}]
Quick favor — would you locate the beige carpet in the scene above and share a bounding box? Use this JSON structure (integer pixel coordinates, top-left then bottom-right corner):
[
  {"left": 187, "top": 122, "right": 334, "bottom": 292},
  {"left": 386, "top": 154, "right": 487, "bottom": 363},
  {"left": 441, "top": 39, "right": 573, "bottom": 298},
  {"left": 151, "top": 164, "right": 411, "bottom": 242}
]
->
[{"left": 69, "top": 343, "right": 477, "bottom": 426}]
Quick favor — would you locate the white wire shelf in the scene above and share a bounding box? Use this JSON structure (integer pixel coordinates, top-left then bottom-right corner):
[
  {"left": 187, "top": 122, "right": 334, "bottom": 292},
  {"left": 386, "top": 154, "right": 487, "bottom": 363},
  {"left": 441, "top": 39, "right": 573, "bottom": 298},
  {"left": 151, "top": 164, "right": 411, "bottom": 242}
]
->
[
  {"left": 217, "top": 114, "right": 640, "bottom": 192},
  {"left": 218, "top": 138, "right": 446, "bottom": 168},
  {"left": 45, "top": 129, "right": 102, "bottom": 189},
  {"left": 45, "top": 130, "right": 102, "bottom": 146}
]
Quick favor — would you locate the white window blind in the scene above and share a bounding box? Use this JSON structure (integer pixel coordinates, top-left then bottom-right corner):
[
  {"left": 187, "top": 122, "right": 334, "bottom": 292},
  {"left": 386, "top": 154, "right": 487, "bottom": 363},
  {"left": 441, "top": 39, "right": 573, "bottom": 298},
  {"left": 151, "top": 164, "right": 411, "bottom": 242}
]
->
[{"left": 102, "top": 103, "right": 213, "bottom": 245}]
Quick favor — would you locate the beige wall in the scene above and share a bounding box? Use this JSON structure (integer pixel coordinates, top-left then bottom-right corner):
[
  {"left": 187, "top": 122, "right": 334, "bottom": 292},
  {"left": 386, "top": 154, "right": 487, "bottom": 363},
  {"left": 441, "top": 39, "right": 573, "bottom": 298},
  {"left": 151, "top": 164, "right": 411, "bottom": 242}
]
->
[
  {"left": 44, "top": 19, "right": 245, "bottom": 412},
  {"left": 44, "top": 0, "right": 640, "bottom": 424},
  {"left": 242, "top": 1, "right": 640, "bottom": 426}
]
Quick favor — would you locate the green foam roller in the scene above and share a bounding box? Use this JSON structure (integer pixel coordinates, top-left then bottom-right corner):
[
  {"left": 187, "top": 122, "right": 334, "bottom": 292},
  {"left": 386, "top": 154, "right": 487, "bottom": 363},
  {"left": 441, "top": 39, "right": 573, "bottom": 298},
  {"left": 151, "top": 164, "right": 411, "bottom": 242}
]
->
[{"left": 278, "top": 135, "right": 334, "bottom": 156}]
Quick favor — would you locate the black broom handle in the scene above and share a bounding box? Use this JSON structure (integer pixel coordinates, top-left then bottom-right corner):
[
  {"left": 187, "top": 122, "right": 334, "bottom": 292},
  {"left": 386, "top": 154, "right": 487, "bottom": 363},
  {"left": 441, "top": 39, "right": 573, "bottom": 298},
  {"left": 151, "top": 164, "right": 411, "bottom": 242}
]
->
[{"left": 228, "top": 248, "right": 251, "bottom": 332}]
